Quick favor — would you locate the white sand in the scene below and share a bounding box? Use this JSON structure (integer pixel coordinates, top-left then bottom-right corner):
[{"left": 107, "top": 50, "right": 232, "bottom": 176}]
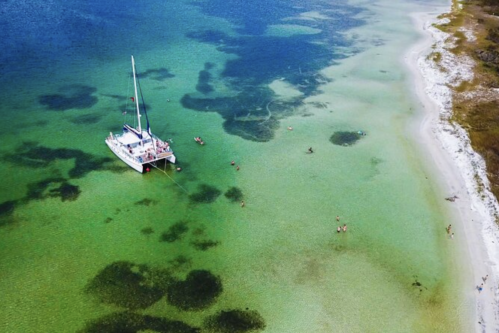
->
[{"left": 406, "top": 9, "right": 499, "bottom": 332}]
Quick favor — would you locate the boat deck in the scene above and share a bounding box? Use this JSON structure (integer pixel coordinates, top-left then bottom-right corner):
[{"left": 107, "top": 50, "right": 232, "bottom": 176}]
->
[{"left": 106, "top": 131, "right": 175, "bottom": 167}]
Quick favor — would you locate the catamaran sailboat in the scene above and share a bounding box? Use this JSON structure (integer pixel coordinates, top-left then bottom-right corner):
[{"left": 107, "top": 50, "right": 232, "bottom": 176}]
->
[{"left": 105, "top": 56, "right": 176, "bottom": 173}]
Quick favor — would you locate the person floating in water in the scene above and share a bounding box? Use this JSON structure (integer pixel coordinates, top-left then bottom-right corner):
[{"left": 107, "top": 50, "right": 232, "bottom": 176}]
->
[
  {"left": 337, "top": 226, "right": 341, "bottom": 233},
  {"left": 336, "top": 216, "right": 340, "bottom": 222},
  {"left": 231, "top": 161, "right": 235, "bottom": 166},
  {"left": 308, "top": 147, "right": 314, "bottom": 153},
  {"left": 241, "top": 200, "right": 245, "bottom": 207},
  {"left": 342, "top": 224, "right": 347, "bottom": 232},
  {"left": 236, "top": 166, "right": 240, "bottom": 171}
]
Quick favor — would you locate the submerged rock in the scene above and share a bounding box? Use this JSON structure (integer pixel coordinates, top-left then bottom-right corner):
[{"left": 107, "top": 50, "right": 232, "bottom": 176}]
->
[
  {"left": 224, "top": 187, "right": 243, "bottom": 202},
  {"left": 189, "top": 184, "right": 222, "bottom": 204},
  {"left": 85, "top": 261, "right": 171, "bottom": 310},
  {"left": 80, "top": 311, "right": 200, "bottom": 333},
  {"left": 160, "top": 221, "right": 189, "bottom": 243},
  {"left": 167, "top": 270, "right": 223, "bottom": 311},
  {"left": 329, "top": 131, "right": 362, "bottom": 146},
  {"left": 190, "top": 240, "right": 220, "bottom": 251},
  {"left": 141, "top": 227, "right": 154, "bottom": 235},
  {"left": 52, "top": 182, "right": 81, "bottom": 202},
  {"left": 38, "top": 84, "right": 98, "bottom": 111},
  {"left": 203, "top": 309, "right": 266, "bottom": 333}
]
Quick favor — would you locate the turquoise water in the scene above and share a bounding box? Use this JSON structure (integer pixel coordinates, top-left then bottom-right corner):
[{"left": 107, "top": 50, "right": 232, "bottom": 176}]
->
[{"left": 0, "top": 0, "right": 471, "bottom": 332}]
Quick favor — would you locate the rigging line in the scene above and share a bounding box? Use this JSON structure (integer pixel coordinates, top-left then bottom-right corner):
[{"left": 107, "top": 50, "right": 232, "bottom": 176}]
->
[
  {"left": 124, "top": 71, "right": 132, "bottom": 124},
  {"left": 149, "top": 163, "right": 189, "bottom": 194},
  {"left": 135, "top": 63, "right": 151, "bottom": 134}
]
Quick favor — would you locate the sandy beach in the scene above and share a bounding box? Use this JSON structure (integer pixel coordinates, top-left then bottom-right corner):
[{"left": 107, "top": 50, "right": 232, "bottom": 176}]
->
[{"left": 407, "top": 8, "right": 499, "bottom": 332}]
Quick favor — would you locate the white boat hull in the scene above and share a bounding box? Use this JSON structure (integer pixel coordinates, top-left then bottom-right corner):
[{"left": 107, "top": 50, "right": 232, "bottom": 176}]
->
[
  {"left": 105, "top": 56, "right": 176, "bottom": 174},
  {"left": 105, "top": 136, "right": 176, "bottom": 173},
  {"left": 106, "top": 138, "right": 144, "bottom": 173}
]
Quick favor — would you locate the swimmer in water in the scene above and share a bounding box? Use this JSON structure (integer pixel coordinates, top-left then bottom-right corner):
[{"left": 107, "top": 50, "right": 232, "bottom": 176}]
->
[
  {"left": 337, "top": 226, "right": 341, "bottom": 233},
  {"left": 231, "top": 161, "right": 235, "bottom": 165},
  {"left": 342, "top": 224, "right": 347, "bottom": 232},
  {"left": 308, "top": 147, "right": 314, "bottom": 153}
]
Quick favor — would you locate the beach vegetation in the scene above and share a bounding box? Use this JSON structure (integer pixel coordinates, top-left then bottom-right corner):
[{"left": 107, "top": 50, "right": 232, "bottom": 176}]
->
[
  {"left": 450, "top": 30, "right": 466, "bottom": 54},
  {"left": 203, "top": 309, "right": 266, "bottom": 333},
  {"left": 454, "top": 79, "right": 477, "bottom": 93},
  {"left": 441, "top": 0, "right": 499, "bottom": 199},
  {"left": 166, "top": 270, "right": 223, "bottom": 311},
  {"left": 427, "top": 51, "right": 442, "bottom": 63},
  {"left": 160, "top": 221, "right": 189, "bottom": 243}
]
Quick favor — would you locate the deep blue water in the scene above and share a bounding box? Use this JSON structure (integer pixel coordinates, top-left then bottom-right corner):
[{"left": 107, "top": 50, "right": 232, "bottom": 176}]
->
[{"left": 0, "top": 0, "right": 363, "bottom": 140}]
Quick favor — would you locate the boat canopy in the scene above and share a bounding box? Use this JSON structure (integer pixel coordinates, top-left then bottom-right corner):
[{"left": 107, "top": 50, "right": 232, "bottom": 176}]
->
[{"left": 117, "top": 131, "right": 152, "bottom": 145}]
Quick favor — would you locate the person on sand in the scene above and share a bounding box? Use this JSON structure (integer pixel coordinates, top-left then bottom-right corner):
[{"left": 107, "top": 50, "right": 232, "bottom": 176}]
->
[
  {"left": 446, "top": 224, "right": 452, "bottom": 234},
  {"left": 337, "top": 226, "right": 341, "bottom": 233},
  {"left": 342, "top": 224, "right": 347, "bottom": 232},
  {"left": 483, "top": 275, "right": 489, "bottom": 283},
  {"left": 450, "top": 233, "right": 454, "bottom": 240},
  {"left": 478, "top": 283, "right": 483, "bottom": 293}
]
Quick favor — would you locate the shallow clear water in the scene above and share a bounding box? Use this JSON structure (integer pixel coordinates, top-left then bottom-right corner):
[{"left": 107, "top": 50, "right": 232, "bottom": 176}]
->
[{"left": 0, "top": 0, "right": 471, "bottom": 332}]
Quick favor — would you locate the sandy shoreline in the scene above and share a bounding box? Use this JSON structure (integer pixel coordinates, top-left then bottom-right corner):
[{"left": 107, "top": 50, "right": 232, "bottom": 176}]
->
[{"left": 406, "top": 7, "right": 499, "bottom": 332}]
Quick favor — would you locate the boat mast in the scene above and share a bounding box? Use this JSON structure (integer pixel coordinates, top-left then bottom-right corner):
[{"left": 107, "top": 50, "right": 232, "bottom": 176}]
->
[{"left": 131, "top": 55, "right": 142, "bottom": 135}]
